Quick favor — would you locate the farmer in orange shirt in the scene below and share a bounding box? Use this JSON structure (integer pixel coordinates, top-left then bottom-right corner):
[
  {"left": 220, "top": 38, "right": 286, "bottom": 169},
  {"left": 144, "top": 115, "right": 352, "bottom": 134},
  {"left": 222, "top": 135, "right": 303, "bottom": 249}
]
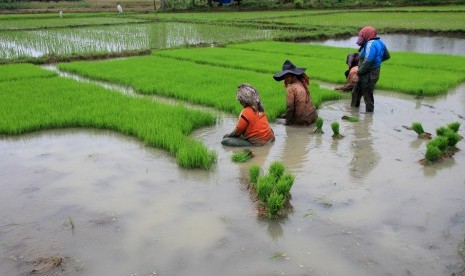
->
[{"left": 221, "top": 83, "right": 275, "bottom": 147}]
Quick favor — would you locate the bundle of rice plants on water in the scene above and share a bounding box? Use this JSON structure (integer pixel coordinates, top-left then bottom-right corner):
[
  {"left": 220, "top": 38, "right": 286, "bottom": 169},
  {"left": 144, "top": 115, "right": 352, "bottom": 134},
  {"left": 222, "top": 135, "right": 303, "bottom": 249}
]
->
[
  {"left": 248, "top": 161, "right": 295, "bottom": 218},
  {"left": 425, "top": 144, "right": 442, "bottom": 163},
  {"left": 448, "top": 122, "right": 461, "bottom": 133},
  {"left": 411, "top": 121, "right": 431, "bottom": 139},
  {"left": 314, "top": 117, "right": 324, "bottom": 134},
  {"left": 341, "top": 115, "right": 359, "bottom": 122},
  {"left": 231, "top": 149, "right": 254, "bottom": 163},
  {"left": 331, "top": 122, "right": 343, "bottom": 139},
  {"left": 248, "top": 164, "right": 260, "bottom": 186}
]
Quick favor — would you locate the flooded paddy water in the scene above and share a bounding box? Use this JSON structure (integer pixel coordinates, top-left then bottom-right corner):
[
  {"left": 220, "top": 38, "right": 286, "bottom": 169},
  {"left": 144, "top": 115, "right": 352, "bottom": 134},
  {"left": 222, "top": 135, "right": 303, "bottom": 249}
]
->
[{"left": 1, "top": 34, "right": 465, "bottom": 275}]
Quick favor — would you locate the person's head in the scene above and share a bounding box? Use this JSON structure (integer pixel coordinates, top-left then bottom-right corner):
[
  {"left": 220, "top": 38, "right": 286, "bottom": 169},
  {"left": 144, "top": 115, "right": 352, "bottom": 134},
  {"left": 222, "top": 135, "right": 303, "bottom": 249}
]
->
[
  {"left": 236, "top": 83, "right": 264, "bottom": 112},
  {"left": 356, "top": 26, "right": 377, "bottom": 47},
  {"left": 346, "top": 53, "right": 359, "bottom": 69},
  {"left": 273, "top": 60, "right": 306, "bottom": 83}
]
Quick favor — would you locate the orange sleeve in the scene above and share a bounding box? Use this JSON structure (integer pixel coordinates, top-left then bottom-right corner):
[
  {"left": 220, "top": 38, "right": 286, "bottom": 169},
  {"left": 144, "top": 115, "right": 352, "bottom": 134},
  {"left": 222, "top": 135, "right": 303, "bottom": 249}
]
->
[{"left": 234, "top": 108, "right": 252, "bottom": 135}]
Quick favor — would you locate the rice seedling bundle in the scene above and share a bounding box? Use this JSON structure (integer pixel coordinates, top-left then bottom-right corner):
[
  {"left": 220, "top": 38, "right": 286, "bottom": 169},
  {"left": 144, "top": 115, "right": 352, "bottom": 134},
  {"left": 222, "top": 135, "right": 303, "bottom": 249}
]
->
[
  {"left": 425, "top": 144, "right": 442, "bottom": 163},
  {"left": 331, "top": 121, "right": 343, "bottom": 139},
  {"left": 411, "top": 122, "right": 425, "bottom": 135},
  {"left": 231, "top": 149, "right": 254, "bottom": 163},
  {"left": 248, "top": 164, "right": 261, "bottom": 185},
  {"left": 267, "top": 193, "right": 285, "bottom": 219},
  {"left": 448, "top": 122, "right": 461, "bottom": 133},
  {"left": 0, "top": 65, "right": 217, "bottom": 169},
  {"left": 314, "top": 117, "right": 324, "bottom": 134},
  {"left": 248, "top": 161, "right": 295, "bottom": 218},
  {"left": 342, "top": 115, "right": 359, "bottom": 122}
]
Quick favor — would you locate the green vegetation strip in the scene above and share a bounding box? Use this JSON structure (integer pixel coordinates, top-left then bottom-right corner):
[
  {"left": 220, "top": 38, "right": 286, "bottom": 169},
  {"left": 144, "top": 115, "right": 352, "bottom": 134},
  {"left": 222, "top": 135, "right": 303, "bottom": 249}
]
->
[
  {"left": 0, "top": 63, "right": 56, "bottom": 82},
  {"left": 58, "top": 55, "right": 344, "bottom": 120},
  {"left": 0, "top": 65, "right": 216, "bottom": 169},
  {"left": 224, "top": 42, "right": 465, "bottom": 95}
]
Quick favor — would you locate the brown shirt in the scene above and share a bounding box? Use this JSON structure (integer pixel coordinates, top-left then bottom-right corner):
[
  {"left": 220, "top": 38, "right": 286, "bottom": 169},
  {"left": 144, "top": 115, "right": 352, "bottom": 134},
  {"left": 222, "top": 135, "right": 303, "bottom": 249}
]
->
[
  {"left": 284, "top": 81, "right": 317, "bottom": 125},
  {"left": 336, "top": 66, "right": 359, "bottom": 91}
]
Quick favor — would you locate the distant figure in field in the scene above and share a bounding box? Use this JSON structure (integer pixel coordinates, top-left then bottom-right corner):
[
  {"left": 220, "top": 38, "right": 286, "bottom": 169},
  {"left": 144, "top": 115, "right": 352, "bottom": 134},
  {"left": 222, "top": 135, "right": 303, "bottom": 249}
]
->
[
  {"left": 59, "top": 11, "right": 63, "bottom": 18},
  {"left": 351, "top": 26, "right": 390, "bottom": 112},
  {"left": 335, "top": 53, "right": 359, "bottom": 92},
  {"left": 273, "top": 60, "right": 318, "bottom": 125},
  {"left": 117, "top": 4, "right": 123, "bottom": 13},
  {"left": 221, "top": 84, "right": 275, "bottom": 147}
]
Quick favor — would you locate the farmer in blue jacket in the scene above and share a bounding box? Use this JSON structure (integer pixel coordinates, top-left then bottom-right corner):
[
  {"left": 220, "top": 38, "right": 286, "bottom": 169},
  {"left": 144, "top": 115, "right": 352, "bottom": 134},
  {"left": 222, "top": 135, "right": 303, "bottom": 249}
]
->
[{"left": 351, "top": 26, "right": 390, "bottom": 112}]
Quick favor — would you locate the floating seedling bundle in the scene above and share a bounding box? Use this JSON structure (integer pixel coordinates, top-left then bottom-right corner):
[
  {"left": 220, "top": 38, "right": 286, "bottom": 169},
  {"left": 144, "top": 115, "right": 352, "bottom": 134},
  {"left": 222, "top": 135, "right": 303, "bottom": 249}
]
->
[
  {"left": 422, "top": 122, "right": 462, "bottom": 164},
  {"left": 331, "top": 121, "right": 344, "bottom": 139},
  {"left": 405, "top": 121, "right": 432, "bottom": 139},
  {"left": 231, "top": 149, "right": 254, "bottom": 163},
  {"left": 248, "top": 161, "right": 295, "bottom": 218},
  {"left": 314, "top": 117, "right": 324, "bottom": 134}
]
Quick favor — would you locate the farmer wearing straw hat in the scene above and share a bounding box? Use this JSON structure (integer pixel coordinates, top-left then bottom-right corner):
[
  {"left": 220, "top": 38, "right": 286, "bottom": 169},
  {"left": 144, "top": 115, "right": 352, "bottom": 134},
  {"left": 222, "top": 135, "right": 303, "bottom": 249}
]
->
[
  {"left": 351, "top": 26, "right": 390, "bottom": 112},
  {"left": 221, "top": 83, "right": 275, "bottom": 147},
  {"left": 273, "top": 60, "right": 318, "bottom": 125}
]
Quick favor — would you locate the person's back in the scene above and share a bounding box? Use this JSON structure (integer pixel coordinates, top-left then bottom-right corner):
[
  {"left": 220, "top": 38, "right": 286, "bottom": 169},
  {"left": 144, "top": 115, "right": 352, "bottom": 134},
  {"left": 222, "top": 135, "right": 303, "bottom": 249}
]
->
[
  {"left": 239, "top": 107, "right": 274, "bottom": 145},
  {"left": 285, "top": 80, "right": 317, "bottom": 125},
  {"left": 358, "top": 38, "right": 390, "bottom": 75}
]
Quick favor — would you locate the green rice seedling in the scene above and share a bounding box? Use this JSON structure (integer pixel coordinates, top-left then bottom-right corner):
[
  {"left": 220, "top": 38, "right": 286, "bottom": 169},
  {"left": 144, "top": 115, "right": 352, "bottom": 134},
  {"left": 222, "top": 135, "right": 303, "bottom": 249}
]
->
[
  {"left": 268, "top": 161, "right": 286, "bottom": 182},
  {"left": 249, "top": 164, "right": 261, "bottom": 186},
  {"left": 0, "top": 65, "right": 217, "bottom": 170},
  {"left": 444, "top": 131, "right": 462, "bottom": 148},
  {"left": 231, "top": 149, "right": 254, "bottom": 163},
  {"left": 411, "top": 122, "right": 425, "bottom": 135},
  {"left": 427, "top": 136, "right": 448, "bottom": 152},
  {"left": 341, "top": 115, "right": 359, "bottom": 122},
  {"left": 436, "top": 126, "right": 448, "bottom": 136},
  {"left": 256, "top": 175, "right": 274, "bottom": 203},
  {"left": 425, "top": 144, "right": 442, "bottom": 163},
  {"left": 411, "top": 121, "right": 432, "bottom": 139},
  {"left": 314, "top": 117, "right": 324, "bottom": 134},
  {"left": 448, "top": 122, "right": 461, "bottom": 133},
  {"left": 331, "top": 122, "right": 344, "bottom": 139},
  {"left": 275, "top": 173, "right": 295, "bottom": 200},
  {"left": 267, "top": 192, "right": 285, "bottom": 219}
]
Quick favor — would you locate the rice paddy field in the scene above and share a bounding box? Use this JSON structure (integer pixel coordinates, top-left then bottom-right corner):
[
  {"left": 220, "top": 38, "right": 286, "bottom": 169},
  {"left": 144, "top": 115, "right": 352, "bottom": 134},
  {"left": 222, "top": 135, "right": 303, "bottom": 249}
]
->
[{"left": 1, "top": 5, "right": 465, "bottom": 276}]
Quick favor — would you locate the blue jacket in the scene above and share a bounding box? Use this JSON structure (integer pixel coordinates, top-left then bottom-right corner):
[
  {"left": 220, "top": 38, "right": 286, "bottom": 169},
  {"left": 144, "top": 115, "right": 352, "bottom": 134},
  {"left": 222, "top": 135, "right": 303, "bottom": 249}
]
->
[{"left": 358, "top": 38, "right": 390, "bottom": 76}]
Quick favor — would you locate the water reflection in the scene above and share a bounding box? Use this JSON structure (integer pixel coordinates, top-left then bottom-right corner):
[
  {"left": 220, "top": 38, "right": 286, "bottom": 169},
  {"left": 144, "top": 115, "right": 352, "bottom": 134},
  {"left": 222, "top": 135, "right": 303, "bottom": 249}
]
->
[
  {"left": 310, "top": 34, "right": 465, "bottom": 55},
  {"left": 349, "top": 114, "right": 380, "bottom": 181},
  {"left": 0, "top": 22, "right": 275, "bottom": 60}
]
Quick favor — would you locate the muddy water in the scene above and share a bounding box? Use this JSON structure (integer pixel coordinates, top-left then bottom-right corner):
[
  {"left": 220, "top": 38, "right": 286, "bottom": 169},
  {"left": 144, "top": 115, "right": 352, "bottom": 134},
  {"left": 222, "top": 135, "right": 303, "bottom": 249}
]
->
[
  {"left": 310, "top": 34, "right": 465, "bottom": 55},
  {"left": 1, "top": 77, "right": 464, "bottom": 275}
]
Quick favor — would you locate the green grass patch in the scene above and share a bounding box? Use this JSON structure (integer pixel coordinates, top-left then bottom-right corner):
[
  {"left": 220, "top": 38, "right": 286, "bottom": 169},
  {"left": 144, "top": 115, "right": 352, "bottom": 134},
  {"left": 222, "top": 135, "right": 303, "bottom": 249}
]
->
[
  {"left": 0, "top": 64, "right": 216, "bottom": 169},
  {"left": 58, "top": 54, "right": 343, "bottom": 120},
  {"left": 0, "top": 63, "right": 56, "bottom": 82}
]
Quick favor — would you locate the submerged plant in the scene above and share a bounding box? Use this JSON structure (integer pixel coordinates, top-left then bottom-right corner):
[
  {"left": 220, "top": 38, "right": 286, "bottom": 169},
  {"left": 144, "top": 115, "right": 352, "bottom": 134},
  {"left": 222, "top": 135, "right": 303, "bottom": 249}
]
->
[
  {"left": 231, "top": 149, "right": 254, "bottom": 163},
  {"left": 341, "top": 115, "right": 359, "bottom": 122},
  {"left": 248, "top": 164, "right": 261, "bottom": 185},
  {"left": 314, "top": 117, "right": 324, "bottom": 134},
  {"left": 331, "top": 121, "right": 344, "bottom": 139}
]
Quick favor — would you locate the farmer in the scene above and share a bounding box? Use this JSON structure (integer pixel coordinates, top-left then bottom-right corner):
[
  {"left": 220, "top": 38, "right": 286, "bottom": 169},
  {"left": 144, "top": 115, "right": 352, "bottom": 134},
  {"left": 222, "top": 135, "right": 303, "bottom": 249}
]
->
[
  {"left": 351, "top": 26, "right": 390, "bottom": 112},
  {"left": 335, "top": 53, "right": 359, "bottom": 92},
  {"left": 221, "top": 83, "right": 275, "bottom": 147},
  {"left": 273, "top": 60, "right": 318, "bottom": 125}
]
